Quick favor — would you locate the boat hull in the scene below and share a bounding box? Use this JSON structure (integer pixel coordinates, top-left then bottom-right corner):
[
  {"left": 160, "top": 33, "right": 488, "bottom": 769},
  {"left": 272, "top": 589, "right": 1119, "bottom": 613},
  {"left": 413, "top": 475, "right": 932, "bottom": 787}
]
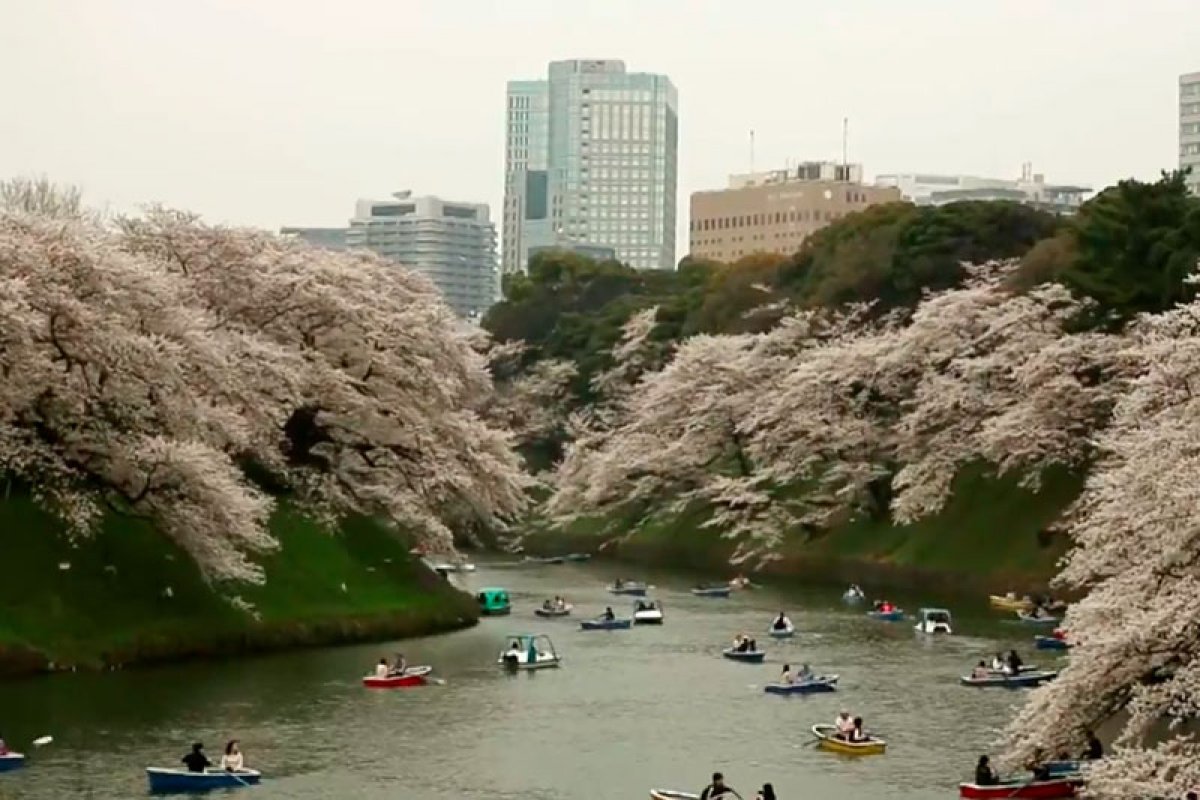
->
[
  {"left": 649, "top": 791, "right": 700, "bottom": 800},
  {"left": 960, "top": 671, "right": 1057, "bottom": 688},
  {"left": 1035, "top": 635, "right": 1069, "bottom": 650},
  {"left": 146, "top": 768, "right": 262, "bottom": 792},
  {"left": 764, "top": 676, "right": 838, "bottom": 694},
  {"left": 0, "top": 754, "right": 26, "bottom": 772},
  {"left": 362, "top": 666, "right": 432, "bottom": 688},
  {"left": 608, "top": 586, "right": 648, "bottom": 597},
  {"left": 810, "top": 724, "right": 886, "bottom": 755},
  {"left": 633, "top": 614, "right": 663, "bottom": 625},
  {"left": 768, "top": 627, "right": 795, "bottom": 638},
  {"left": 691, "top": 587, "right": 731, "bottom": 598},
  {"left": 534, "top": 606, "right": 572, "bottom": 618},
  {"left": 867, "top": 610, "right": 904, "bottom": 622},
  {"left": 958, "top": 779, "right": 1077, "bottom": 798},
  {"left": 580, "top": 619, "right": 632, "bottom": 630},
  {"left": 481, "top": 606, "right": 512, "bottom": 616},
  {"left": 722, "top": 648, "right": 765, "bottom": 663},
  {"left": 989, "top": 595, "right": 1034, "bottom": 612}
]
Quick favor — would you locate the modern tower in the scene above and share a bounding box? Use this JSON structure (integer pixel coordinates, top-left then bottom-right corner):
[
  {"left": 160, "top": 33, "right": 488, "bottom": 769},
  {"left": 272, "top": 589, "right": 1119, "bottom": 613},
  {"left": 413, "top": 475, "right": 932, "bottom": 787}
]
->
[
  {"left": 502, "top": 59, "right": 678, "bottom": 273},
  {"left": 346, "top": 191, "right": 499, "bottom": 321},
  {"left": 1182, "top": 71, "right": 1200, "bottom": 196}
]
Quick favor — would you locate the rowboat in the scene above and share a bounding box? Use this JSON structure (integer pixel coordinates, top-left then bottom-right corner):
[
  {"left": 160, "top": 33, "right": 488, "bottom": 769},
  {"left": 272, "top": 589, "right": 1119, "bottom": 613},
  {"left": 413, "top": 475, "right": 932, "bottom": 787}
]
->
[
  {"left": 867, "top": 609, "right": 905, "bottom": 622},
  {"left": 608, "top": 582, "right": 649, "bottom": 596},
  {"left": 989, "top": 594, "right": 1034, "bottom": 612},
  {"left": 146, "top": 768, "right": 262, "bottom": 792},
  {"left": 534, "top": 604, "right": 573, "bottom": 617},
  {"left": 362, "top": 665, "right": 433, "bottom": 688},
  {"left": 1035, "top": 635, "right": 1069, "bottom": 650},
  {"left": 565, "top": 553, "right": 592, "bottom": 562},
  {"left": 581, "top": 617, "right": 632, "bottom": 630},
  {"left": 632, "top": 599, "right": 664, "bottom": 624},
  {"left": 764, "top": 675, "right": 838, "bottom": 694},
  {"left": 1016, "top": 611, "right": 1060, "bottom": 625},
  {"left": 810, "top": 723, "right": 886, "bottom": 755},
  {"left": 0, "top": 753, "right": 25, "bottom": 772},
  {"left": 649, "top": 791, "right": 699, "bottom": 800},
  {"left": 498, "top": 633, "right": 562, "bottom": 669},
  {"left": 722, "top": 648, "right": 765, "bottom": 663},
  {"left": 915, "top": 607, "right": 953, "bottom": 635},
  {"left": 691, "top": 585, "right": 731, "bottom": 598},
  {"left": 842, "top": 589, "right": 865, "bottom": 603},
  {"left": 959, "top": 670, "right": 1057, "bottom": 688},
  {"left": 958, "top": 778, "right": 1077, "bottom": 798}
]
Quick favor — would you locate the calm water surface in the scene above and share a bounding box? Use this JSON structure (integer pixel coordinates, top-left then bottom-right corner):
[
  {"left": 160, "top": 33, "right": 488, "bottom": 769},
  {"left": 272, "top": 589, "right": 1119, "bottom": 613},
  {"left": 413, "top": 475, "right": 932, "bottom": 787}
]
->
[{"left": 0, "top": 561, "right": 1063, "bottom": 799}]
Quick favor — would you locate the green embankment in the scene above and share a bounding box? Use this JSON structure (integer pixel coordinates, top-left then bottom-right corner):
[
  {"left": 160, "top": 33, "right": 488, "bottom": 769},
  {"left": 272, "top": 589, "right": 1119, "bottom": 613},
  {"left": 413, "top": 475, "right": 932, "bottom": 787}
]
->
[
  {"left": 526, "top": 468, "right": 1084, "bottom": 592},
  {"left": 0, "top": 497, "right": 477, "bottom": 676}
]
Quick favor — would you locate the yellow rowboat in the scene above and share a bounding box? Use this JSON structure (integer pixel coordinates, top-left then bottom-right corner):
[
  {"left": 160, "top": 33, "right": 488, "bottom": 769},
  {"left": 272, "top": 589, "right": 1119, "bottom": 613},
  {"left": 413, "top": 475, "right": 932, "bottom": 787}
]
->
[
  {"left": 988, "top": 594, "right": 1033, "bottom": 612},
  {"left": 811, "top": 724, "right": 887, "bottom": 756}
]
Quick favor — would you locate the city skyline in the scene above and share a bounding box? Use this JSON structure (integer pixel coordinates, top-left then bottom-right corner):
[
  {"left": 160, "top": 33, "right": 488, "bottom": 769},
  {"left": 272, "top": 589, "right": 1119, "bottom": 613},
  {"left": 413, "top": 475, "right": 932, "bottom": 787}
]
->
[{"left": 3, "top": 1, "right": 1198, "bottom": 265}]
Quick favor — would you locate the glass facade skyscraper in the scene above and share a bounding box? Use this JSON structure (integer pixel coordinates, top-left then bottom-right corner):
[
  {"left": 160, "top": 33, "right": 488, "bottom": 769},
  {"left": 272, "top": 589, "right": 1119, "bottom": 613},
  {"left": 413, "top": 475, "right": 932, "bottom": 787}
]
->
[{"left": 502, "top": 59, "right": 678, "bottom": 273}]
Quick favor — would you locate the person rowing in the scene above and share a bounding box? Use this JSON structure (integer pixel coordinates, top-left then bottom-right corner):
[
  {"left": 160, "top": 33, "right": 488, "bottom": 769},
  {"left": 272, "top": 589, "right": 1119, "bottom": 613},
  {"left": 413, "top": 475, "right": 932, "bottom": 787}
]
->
[
  {"left": 1006, "top": 649, "right": 1024, "bottom": 675},
  {"left": 779, "top": 663, "right": 794, "bottom": 685},
  {"left": 699, "top": 771, "right": 742, "bottom": 799},
  {"left": 387, "top": 653, "right": 407, "bottom": 677},
  {"left": 771, "top": 612, "right": 791, "bottom": 631},
  {"left": 181, "top": 742, "right": 211, "bottom": 773},
  {"left": 602, "top": 606, "right": 616, "bottom": 621},
  {"left": 835, "top": 710, "right": 855, "bottom": 739},
  {"left": 974, "top": 754, "right": 999, "bottom": 786},
  {"left": 971, "top": 660, "right": 990, "bottom": 679},
  {"left": 848, "top": 716, "right": 869, "bottom": 743},
  {"left": 373, "top": 657, "right": 390, "bottom": 679}
]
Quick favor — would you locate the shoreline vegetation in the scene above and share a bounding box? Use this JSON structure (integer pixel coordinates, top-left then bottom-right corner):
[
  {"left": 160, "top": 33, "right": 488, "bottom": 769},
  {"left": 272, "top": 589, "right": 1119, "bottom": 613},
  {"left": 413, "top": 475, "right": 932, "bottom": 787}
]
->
[{"left": 0, "top": 496, "right": 478, "bottom": 678}]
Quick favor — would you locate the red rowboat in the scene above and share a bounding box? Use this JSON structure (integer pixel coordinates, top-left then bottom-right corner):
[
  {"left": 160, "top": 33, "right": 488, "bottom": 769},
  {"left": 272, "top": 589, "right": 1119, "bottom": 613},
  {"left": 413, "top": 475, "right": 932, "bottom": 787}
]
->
[
  {"left": 959, "top": 779, "right": 1077, "bottom": 798},
  {"left": 361, "top": 666, "right": 433, "bottom": 688}
]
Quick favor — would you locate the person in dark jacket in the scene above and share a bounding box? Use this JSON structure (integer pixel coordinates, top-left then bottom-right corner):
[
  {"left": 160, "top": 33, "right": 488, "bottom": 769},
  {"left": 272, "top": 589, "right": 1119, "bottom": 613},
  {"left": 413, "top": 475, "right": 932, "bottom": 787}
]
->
[
  {"left": 974, "top": 755, "right": 999, "bottom": 786},
  {"left": 699, "top": 772, "right": 740, "bottom": 799},
  {"left": 1083, "top": 730, "right": 1103, "bottom": 760},
  {"left": 181, "top": 743, "right": 211, "bottom": 773}
]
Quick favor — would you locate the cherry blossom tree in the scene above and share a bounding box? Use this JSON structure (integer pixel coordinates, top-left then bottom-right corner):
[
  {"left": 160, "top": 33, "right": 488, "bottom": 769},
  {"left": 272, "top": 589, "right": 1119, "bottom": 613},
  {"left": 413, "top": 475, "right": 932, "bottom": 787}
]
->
[{"left": 0, "top": 192, "right": 529, "bottom": 582}]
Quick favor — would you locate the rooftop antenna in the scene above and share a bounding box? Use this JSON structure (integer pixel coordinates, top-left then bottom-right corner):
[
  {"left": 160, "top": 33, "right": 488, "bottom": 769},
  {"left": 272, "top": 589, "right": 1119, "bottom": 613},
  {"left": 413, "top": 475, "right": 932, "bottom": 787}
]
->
[
  {"left": 842, "top": 117, "right": 849, "bottom": 180},
  {"left": 750, "top": 129, "right": 756, "bottom": 175}
]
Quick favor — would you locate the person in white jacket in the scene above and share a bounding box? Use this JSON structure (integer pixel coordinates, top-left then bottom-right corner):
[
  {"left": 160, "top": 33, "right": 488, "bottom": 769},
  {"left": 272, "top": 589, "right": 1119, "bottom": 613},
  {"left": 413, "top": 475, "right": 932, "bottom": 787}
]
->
[{"left": 220, "top": 740, "right": 244, "bottom": 772}]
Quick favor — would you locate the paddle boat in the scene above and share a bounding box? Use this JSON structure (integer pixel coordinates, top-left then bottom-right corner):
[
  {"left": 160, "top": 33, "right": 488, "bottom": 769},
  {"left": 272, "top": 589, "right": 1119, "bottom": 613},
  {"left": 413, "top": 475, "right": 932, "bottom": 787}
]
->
[
  {"left": 362, "top": 665, "right": 434, "bottom": 688},
  {"left": 764, "top": 674, "right": 839, "bottom": 694},
  {"left": 498, "top": 633, "right": 561, "bottom": 669},
  {"left": 768, "top": 614, "right": 795, "bottom": 638},
  {"left": 867, "top": 606, "right": 905, "bottom": 622},
  {"left": 843, "top": 584, "right": 866, "bottom": 603},
  {"left": 810, "top": 723, "right": 887, "bottom": 756},
  {"left": 477, "top": 588, "right": 512, "bottom": 616},
  {"left": 632, "top": 598, "right": 664, "bottom": 624},
  {"left": 580, "top": 615, "right": 632, "bottom": 631},
  {"left": 1035, "top": 632, "right": 1069, "bottom": 650},
  {"left": 0, "top": 753, "right": 26, "bottom": 772},
  {"left": 988, "top": 593, "right": 1034, "bottom": 613},
  {"left": 958, "top": 777, "right": 1078, "bottom": 798},
  {"left": 534, "top": 600, "right": 572, "bottom": 618},
  {"left": 722, "top": 647, "right": 765, "bottom": 663},
  {"left": 691, "top": 584, "right": 731, "bottom": 598},
  {"left": 915, "top": 607, "right": 953, "bottom": 635},
  {"left": 649, "top": 791, "right": 699, "bottom": 800},
  {"left": 1016, "top": 610, "right": 1060, "bottom": 625},
  {"left": 959, "top": 669, "right": 1058, "bottom": 688},
  {"left": 146, "top": 768, "right": 262, "bottom": 792},
  {"left": 607, "top": 580, "right": 649, "bottom": 597}
]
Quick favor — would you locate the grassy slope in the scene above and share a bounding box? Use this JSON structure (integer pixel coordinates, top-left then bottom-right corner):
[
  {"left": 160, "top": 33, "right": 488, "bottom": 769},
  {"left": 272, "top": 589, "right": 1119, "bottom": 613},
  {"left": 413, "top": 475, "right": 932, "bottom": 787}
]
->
[
  {"left": 0, "top": 497, "right": 477, "bottom": 673},
  {"left": 527, "top": 467, "right": 1084, "bottom": 592}
]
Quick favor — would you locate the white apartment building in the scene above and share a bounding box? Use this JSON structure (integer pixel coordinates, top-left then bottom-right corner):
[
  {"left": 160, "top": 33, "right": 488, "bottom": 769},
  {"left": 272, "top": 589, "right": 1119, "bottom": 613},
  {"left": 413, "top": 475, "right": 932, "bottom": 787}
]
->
[{"left": 876, "top": 164, "right": 1090, "bottom": 214}]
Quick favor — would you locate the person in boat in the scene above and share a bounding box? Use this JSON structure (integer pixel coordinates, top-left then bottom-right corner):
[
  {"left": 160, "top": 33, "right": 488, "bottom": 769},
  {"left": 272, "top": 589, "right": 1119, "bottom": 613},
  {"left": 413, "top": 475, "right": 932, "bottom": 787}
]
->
[
  {"left": 182, "top": 742, "right": 211, "bottom": 773},
  {"left": 974, "top": 755, "right": 999, "bottom": 786},
  {"left": 798, "top": 663, "right": 814, "bottom": 681},
  {"left": 504, "top": 641, "right": 522, "bottom": 664},
  {"left": 755, "top": 784, "right": 776, "bottom": 800},
  {"left": 736, "top": 635, "right": 752, "bottom": 653},
  {"left": 374, "top": 657, "right": 390, "bottom": 679},
  {"left": 971, "top": 660, "right": 990, "bottom": 679},
  {"left": 387, "top": 653, "right": 407, "bottom": 677},
  {"left": 603, "top": 606, "right": 616, "bottom": 621},
  {"left": 1025, "top": 748, "right": 1051, "bottom": 782},
  {"left": 780, "top": 663, "right": 793, "bottom": 684},
  {"left": 613, "top": 578, "right": 624, "bottom": 589},
  {"left": 880, "top": 600, "right": 894, "bottom": 613},
  {"left": 542, "top": 599, "right": 553, "bottom": 611},
  {"left": 835, "top": 711, "right": 855, "bottom": 739},
  {"left": 772, "top": 612, "right": 790, "bottom": 631},
  {"left": 527, "top": 638, "right": 539, "bottom": 663},
  {"left": 220, "top": 740, "right": 244, "bottom": 772},
  {"left": 1006, "top": 649, "right": 1024, "bottom": 675},
  {"left": 748, "top": 637, "right": 758, "bottom": 652},
  {"left": 991, "top": 653, "right": 1005, "bottom": 671},
  {"left": 556, "top": 596, "right": 567, "bottom": 610},
  {"left": 0, "top": 733, "right": 7, "bottom": 756},
  {"left": 699, "top": 771, "right": 737, "bottom": 799},
  {"left": 732, "top": 633, "right": 745, "bottom": 649},
  {"left": 848, "top": 717, "right": 868, "bottom": 743},
  {"left": 872, "top": 599, "right": 883, "bottom": 611},
  {"left": 1083, "top": 730, "right": 1103, "bottom": 760}
]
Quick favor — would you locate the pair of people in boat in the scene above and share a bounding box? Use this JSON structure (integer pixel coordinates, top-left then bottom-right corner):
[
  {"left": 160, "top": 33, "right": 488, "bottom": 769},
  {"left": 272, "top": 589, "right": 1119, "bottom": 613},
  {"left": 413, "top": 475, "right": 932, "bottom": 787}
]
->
[
  {"left": 987, "top": 650, "right": 1023, "bottom": 675},
  {"left": 374, "top": 653, "right": 409, "bottom": 678},
  {"left": 834, "top": 711, "right": 869, "bottom": 742},
  {"left": 974, "top": 752, "right": 1049, "bottom": 786},
  {"left": 699, "top": 771, "right": 774, "bottom": 799},
  {"left": 846, "top": 584, "right": 864, "bottom": 597},
  {"left": 771, "top": 612, "right": 792, "bottom": 631},
  {"left": 779, "top": 663, "right": 813, "bottom": 685},
  {"left": 871, "top": 600, "right": 895, "bottom": 613},
  {"left": 181, "top": 741, "right": 245, "bottom": 773},
  {"left": 542, "top": 596, "right": 568, "bottom": 611},
  {"left": 732, "top": 634, "right": 758, "bottom": 652}
]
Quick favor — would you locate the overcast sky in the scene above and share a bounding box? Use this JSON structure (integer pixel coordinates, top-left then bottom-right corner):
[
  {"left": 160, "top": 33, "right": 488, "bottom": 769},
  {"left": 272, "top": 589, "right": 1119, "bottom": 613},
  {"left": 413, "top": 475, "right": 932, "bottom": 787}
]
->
[{"left": 3, "top": 0, "right": 1198, "bottom": 256}]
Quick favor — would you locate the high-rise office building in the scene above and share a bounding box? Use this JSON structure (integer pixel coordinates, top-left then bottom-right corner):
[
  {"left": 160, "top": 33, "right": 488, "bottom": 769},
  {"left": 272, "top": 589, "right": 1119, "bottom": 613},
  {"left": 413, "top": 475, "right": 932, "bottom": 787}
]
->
[
  {"left": 503, "top": 59, "right": 678, "bottom": 273},
  {"left": 346, "top": 191, "right": 499, "bottom": 321},
  {"left": 1182, "top": 71, "right": 1200, "bottom": 196}
]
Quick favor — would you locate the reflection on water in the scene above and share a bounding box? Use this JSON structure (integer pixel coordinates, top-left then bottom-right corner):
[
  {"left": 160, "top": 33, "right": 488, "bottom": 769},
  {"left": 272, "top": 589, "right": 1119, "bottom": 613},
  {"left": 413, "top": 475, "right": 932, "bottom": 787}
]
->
[{"left": 0, "top": 560, "right": 1062, "bottom": 799}]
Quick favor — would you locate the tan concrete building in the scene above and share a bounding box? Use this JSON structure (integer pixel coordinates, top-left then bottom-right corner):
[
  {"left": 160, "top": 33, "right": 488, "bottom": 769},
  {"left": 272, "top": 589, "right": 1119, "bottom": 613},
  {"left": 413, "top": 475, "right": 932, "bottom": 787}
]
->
[{"left": 689, "top": 162, "right": 901, "bottom": 262}]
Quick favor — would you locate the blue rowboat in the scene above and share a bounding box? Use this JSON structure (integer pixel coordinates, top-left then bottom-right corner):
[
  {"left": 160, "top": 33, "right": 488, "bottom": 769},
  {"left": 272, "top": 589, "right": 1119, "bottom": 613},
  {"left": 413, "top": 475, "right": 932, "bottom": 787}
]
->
[
  {"left": 722, "top": 648, "right": 765, "bottom": 663},
  {"left": 764, "top": 675, "right": 838, "bottom": 694},
  {"left": 0, "top": 753, "right": 26, "bottom": 772},
  {"left": 580, "top": 618, "right": 631, "bottom": 631},
  {"left": 959, "top": 670, "right": 1057, "bottom": 688},
  {"left": 867, "top": 609, "right": 904, "bottom": 622},
  {"left": 692, "top": 586, "right": 731, "bottom": 598},
  {"left": 1035, "top": 635, "right": 1068, "bottom": 650},
  {"left": 146, "top": 768, "right": 261, "bottom": 792}
]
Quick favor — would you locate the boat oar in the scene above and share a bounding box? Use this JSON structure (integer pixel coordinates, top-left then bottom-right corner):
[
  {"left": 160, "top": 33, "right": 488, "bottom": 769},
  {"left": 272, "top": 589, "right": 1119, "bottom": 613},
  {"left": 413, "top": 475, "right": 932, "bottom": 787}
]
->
[{"left": 225, "top": 770, "right": 251, "bottom": 788}]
